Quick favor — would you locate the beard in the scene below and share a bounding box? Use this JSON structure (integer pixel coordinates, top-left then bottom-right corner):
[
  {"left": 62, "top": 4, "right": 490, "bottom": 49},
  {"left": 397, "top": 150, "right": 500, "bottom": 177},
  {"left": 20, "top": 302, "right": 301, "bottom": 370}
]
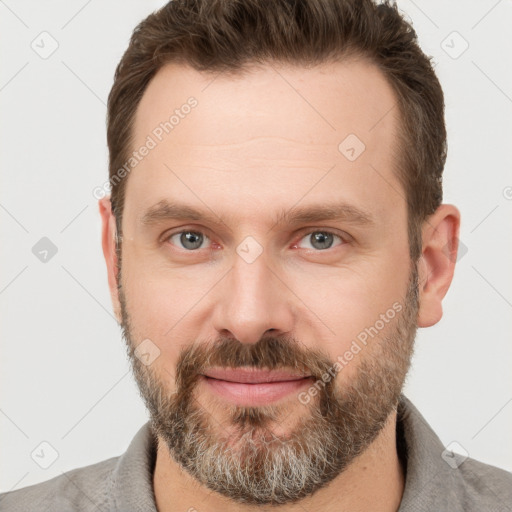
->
[{"left": 118, "top": 262, "right": 419, "bottom": 506}]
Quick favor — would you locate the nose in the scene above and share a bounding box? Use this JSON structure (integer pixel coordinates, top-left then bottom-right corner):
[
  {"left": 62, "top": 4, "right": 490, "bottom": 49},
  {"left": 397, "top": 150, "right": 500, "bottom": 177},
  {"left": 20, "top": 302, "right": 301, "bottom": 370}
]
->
[{"left": 212, "top": 252, "right": 295, "bottom": 345}]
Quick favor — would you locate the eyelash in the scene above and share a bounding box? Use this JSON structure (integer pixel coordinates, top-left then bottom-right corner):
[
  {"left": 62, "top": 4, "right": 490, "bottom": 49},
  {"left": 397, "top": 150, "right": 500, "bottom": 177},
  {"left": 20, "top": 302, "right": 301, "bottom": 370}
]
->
[{"left": 163, "top": 228, "right": 349, "bottom": 252}]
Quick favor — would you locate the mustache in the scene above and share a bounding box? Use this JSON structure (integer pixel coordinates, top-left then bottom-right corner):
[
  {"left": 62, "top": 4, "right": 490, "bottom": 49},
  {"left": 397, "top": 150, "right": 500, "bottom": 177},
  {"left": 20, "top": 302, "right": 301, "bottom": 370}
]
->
[{"left": 174, "top": 335, "right": 336, "bottom": 396}]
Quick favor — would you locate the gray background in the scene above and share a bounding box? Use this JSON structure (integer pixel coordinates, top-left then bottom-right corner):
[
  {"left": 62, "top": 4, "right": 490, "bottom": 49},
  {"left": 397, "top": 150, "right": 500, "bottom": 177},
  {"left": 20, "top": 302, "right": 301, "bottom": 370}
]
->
[{"left": 1, "top": 0, "right": 511, "bottom": 492}]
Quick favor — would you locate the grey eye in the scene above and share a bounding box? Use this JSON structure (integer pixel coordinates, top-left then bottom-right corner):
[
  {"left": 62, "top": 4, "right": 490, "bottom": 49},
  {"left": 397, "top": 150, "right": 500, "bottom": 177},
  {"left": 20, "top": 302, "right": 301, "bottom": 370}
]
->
[
  {"left": 170, "top": 231, "right": 207, "bottom": 250},
  {"left": 297, "top": 231, "right": 343, "bottom": 251}
]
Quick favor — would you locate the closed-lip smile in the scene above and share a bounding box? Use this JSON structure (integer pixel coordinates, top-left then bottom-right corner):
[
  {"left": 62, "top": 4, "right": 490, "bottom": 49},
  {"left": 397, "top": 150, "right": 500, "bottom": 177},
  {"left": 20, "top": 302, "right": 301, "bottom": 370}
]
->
[{"left": 201, "top": 367, "right": 313, "bottom": 406}]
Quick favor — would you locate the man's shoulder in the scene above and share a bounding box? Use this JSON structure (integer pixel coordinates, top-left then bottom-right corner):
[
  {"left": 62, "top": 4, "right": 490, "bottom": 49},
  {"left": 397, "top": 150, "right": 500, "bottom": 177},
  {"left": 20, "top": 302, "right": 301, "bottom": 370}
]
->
[
  {"left": 455, "top": 455, "right": 512, "bottom": 510},
  {"left": 1, "top": 422, "right": 157, "bottom": 512},
  {"left": 0, "top": 455, "right": 120, "bottom": 512},
  {"left": 398, "top": 395, "right": 512, "bottom": 511}
]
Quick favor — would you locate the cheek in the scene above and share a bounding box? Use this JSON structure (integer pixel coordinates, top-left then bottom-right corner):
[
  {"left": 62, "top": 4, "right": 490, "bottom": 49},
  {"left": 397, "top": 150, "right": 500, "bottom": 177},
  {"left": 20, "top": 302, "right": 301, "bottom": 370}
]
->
[
  {"left": 287, "top": 259, "right": 406, "bottom": 359},
  {"left": 121, "top": 251, "right": 219, "bottom": 360}
]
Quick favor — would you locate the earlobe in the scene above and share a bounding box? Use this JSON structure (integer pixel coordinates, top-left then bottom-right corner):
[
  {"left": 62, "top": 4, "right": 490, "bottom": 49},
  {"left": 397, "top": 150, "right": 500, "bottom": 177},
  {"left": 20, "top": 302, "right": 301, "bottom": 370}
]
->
[
  {"left": 417, "top": 204, "right": 461, "bottom": 328},
  {"left": 99, "top": 197, "right": 122, "bottom": 323}
]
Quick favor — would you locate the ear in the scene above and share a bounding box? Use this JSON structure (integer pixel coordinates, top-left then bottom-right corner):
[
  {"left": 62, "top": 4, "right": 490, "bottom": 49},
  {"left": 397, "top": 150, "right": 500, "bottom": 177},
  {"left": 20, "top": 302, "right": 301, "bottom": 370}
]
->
[
  {"left": 99, "top": 197, "right": 122, "bottom": 324},
  {"left": 417, "top": 204, "right": 461, "bottom": 328}
]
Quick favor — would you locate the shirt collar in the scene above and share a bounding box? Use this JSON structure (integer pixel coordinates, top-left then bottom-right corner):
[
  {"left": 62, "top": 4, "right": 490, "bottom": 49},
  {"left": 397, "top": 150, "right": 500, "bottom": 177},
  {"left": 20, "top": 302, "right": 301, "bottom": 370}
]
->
[
  {"left": 397, "top": 394, "right": 461, "bottom": 511},
  {"left": 109, "top": 419, "right": 158, "bottom": 511}
]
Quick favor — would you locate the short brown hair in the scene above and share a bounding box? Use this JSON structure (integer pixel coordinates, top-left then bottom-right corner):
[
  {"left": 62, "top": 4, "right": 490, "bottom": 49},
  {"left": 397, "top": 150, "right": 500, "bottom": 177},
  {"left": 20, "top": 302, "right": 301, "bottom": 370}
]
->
[{"left": 107, "top": 0, "right": 445, "bottom": 263}]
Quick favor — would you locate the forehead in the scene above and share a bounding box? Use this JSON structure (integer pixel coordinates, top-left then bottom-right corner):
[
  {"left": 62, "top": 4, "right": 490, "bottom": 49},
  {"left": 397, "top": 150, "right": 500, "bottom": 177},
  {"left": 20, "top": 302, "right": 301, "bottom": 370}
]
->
[{"left": 124, "top": 59, "right": 403, "bottom": 230}]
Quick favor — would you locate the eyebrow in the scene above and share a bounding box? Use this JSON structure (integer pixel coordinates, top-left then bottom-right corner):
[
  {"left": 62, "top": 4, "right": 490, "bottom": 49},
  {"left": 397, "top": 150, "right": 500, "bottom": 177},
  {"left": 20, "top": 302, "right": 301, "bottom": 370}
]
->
[{"left": 140, "top": 199, "right": 375, "bottom": 229}]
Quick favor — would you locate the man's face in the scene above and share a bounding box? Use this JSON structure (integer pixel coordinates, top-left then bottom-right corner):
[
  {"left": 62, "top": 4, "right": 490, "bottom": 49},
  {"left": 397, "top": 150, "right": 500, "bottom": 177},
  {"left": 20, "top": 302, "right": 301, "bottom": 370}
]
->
[{"left": 116, "top": 60, "right": 419, "bottom": 504}]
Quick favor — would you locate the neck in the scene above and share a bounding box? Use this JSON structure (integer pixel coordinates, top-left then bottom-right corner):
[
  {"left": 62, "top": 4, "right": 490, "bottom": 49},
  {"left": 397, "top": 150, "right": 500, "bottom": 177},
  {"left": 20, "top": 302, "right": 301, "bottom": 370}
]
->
[{"left": 153, "top": 411, "right": 405, "bottom": 512}]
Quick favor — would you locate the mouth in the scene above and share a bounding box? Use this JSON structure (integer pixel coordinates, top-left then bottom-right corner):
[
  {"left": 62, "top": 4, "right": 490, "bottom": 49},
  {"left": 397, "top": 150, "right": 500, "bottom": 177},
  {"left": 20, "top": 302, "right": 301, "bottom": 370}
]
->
[{"left": 200, "top": 367, "right": 314, "bottom": 406}]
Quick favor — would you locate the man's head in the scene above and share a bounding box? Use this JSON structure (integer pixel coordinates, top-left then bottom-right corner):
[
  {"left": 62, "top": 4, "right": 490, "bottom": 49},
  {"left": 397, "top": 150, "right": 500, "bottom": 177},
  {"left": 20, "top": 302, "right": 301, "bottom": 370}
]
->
[{"left": 100, "top": 0, "right": 460, "bottom": 506}]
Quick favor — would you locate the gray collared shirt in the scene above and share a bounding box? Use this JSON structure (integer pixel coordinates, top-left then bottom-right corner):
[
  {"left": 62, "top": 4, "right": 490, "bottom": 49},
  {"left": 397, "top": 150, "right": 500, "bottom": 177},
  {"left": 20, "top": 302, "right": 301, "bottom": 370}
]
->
[{"left": 1, "top": 395, "right": 511, "bottom": 511}]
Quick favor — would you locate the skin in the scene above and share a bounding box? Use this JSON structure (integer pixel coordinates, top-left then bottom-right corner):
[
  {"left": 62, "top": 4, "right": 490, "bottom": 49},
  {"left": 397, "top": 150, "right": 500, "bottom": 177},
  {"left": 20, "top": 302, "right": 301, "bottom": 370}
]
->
[{"left": 99, "top": 59, "right": 460, "bottom": 512}]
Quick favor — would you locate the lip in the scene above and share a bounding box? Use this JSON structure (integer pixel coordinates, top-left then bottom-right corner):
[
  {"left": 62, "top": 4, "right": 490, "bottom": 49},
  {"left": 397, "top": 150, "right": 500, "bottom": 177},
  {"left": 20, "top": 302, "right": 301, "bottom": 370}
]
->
[
  {"left": 202, "top": 367, "right": 311, "bottom": 383},
  {"left": 200, "top": 367, "right": 313, "bottom": 406}
]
